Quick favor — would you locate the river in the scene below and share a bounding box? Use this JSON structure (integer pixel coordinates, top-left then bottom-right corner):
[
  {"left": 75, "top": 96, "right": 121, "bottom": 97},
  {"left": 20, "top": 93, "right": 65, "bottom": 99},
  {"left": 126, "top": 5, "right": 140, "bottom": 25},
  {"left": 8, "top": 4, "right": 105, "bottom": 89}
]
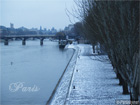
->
[{"left": 0, "top": 39, "right": 74, "bottom": 105}]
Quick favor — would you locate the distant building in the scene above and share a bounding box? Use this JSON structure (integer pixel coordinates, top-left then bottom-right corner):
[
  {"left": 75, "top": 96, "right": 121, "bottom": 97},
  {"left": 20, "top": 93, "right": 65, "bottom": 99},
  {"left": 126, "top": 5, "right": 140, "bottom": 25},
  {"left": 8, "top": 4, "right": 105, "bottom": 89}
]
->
[
  {"left": 30, "top": 28, "right": 38, "bottom": 31},
  {"left": 18, "top": 26, "right": 28, "bottom": 31},
  {"left": 40, "top": 26, "right": 42, "bottom": 31},
  {"left": 64, "top": 24, "right": 76, "bottom": 39},
  {"left": 10, "top": 23, "right": 14, "bottom": 29},
  {"left": 51, "top": 27, "right": 57, "bottom": 34},
  {"left": 68, "top": 24, "right": 74, "bottom": 31},
  {"left": 30, "top": 28, "right": 39, "bottom": 34},
  {"left": 64, "top": 24, "right": 74, "bottom": 31},
  {"left": 44, "top": 28, "right": 46, "bottom": 31}
]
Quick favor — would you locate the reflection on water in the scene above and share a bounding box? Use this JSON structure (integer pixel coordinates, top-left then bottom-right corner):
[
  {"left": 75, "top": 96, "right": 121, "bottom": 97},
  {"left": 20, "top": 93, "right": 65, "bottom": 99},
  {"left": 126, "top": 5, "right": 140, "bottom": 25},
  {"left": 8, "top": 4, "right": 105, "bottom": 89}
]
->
[{"left": 0, "top": 39, "right": 74, "bottom": 105}]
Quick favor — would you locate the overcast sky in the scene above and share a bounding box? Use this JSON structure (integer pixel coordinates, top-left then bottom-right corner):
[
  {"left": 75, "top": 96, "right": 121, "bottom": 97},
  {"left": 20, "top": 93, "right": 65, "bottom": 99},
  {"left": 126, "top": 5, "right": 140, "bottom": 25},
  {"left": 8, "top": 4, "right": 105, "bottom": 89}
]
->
[{"left": 0, "top": 0, "right": 78, "bottom": 30}]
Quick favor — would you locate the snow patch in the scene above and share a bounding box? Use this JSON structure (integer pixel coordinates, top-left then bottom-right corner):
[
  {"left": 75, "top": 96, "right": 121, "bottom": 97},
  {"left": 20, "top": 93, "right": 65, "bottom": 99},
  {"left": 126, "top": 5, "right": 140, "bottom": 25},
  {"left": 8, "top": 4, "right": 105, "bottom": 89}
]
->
[{"left": 50, "top": 44, "right": 130, "bottom": 105}]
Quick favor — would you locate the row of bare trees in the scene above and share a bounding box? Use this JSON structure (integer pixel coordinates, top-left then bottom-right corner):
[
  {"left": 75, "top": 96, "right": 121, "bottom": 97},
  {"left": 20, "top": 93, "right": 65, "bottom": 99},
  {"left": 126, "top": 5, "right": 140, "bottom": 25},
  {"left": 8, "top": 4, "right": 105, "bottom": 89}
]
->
[{"left": 74, "top": 0, "right": 139, "bottom": 102}]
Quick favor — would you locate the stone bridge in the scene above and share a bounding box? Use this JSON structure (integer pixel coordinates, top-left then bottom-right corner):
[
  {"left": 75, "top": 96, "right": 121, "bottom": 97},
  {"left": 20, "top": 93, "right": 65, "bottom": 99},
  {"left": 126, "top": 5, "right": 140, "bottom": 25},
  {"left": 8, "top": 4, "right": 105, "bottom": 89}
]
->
[{"left": 0, "top": 34, "right": 55, "bottom": 45}]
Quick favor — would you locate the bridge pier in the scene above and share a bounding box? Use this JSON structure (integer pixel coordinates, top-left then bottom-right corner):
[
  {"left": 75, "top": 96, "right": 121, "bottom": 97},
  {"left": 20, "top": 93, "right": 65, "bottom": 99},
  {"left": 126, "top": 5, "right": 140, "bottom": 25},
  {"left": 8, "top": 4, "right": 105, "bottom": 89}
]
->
[
  {"left": 4, "top": 39, "right": 8, "bottom": 45},
  {"left": 40, "top": 38, "right": 44, "bottom": 46},
  {"left": 22, "top": 38, "right": 26, "bottom": 45}
]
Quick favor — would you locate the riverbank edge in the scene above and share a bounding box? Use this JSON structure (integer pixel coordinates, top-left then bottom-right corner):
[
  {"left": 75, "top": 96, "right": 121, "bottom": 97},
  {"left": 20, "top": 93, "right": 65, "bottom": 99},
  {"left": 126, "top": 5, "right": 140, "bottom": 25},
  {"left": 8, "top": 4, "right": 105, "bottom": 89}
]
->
[{"left": 46, "top": 46, "right": 79, "bottom": 105}]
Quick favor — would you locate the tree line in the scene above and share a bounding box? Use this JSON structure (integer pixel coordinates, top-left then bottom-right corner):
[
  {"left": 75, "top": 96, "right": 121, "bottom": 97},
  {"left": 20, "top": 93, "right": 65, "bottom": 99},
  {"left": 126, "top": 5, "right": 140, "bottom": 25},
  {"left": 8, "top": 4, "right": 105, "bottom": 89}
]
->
[{"left": 74, "top": 0, "right": 139, "bottom": 102}]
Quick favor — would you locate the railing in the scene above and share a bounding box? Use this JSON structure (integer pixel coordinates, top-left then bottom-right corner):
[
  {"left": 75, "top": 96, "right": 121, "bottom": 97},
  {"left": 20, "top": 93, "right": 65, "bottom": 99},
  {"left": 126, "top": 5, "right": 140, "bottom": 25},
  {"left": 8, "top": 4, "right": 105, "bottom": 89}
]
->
[{"left": 0, "top": 34, "right": 55, "bottom": 38}]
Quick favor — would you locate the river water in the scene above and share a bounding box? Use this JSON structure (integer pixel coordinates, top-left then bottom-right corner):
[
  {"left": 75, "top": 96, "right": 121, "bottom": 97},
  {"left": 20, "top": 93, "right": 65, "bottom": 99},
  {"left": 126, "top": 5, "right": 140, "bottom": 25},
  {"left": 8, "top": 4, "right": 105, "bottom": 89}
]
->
[{"left": 0, "top": 39, "right": 74, "bottom": 105}]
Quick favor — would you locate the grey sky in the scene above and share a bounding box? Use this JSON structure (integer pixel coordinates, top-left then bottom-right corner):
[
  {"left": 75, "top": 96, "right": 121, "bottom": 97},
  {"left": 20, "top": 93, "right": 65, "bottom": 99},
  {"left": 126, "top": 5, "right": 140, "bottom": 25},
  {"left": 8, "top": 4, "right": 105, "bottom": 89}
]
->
[{"left": 0, "top": 0, "right": 78, "bottom": 30}]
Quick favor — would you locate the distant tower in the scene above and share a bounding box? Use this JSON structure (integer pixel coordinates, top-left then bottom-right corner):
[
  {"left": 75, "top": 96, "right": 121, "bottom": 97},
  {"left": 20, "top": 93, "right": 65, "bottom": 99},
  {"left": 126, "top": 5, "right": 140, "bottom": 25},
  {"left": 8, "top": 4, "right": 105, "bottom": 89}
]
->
[
  {"left": 44, "top": 28, "right": 46, "bottom": 31},
  {"left": 40, "top": 26, "right": 42, "bottom": 31},
  {"left": 10, "top": 23, "right": 14, "bottom": 29}
]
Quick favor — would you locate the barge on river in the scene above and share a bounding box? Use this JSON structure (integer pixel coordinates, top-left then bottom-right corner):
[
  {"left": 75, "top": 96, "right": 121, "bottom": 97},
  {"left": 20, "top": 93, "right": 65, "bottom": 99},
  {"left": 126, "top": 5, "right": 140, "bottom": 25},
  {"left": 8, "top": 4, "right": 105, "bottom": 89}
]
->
[{"left": 59, "top": 40, "right": 67, "bottom": 48}]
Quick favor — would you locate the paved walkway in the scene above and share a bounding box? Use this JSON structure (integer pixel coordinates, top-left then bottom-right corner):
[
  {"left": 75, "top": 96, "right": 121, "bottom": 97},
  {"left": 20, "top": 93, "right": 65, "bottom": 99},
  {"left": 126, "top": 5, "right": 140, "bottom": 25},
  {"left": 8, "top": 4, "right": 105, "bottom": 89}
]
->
[
  {"left": 50, "top": 44, "right": 129, "bottom": 105},
  {"left": 65, "top": 44, "right": 129, "bottom": 105}
]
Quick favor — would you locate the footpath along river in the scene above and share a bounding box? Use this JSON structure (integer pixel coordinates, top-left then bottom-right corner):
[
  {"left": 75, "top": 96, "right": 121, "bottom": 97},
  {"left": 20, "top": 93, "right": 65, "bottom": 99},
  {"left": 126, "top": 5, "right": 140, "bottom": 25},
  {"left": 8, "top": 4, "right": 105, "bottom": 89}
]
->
[{"left": 0, "top": 39, "right": 74, "bottom": 105}]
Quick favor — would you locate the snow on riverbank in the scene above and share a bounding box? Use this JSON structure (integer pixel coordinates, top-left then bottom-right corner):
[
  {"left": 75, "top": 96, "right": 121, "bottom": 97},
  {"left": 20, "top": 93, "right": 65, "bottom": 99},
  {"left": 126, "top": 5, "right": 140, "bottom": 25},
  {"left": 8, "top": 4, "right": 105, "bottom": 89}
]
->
[
  {"left": 50, "top": 44, "right": 130, "bottom": 105},
  {"left": 48, "top": 44, "right": 79, "bottom": 105}
]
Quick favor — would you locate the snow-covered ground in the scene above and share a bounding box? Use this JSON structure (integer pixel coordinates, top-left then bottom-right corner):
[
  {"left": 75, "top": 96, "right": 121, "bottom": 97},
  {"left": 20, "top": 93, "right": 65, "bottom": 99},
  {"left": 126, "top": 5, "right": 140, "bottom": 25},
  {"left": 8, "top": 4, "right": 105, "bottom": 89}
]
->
[{"left": 50, "top": 44, "right": 130, "bottom": 105}]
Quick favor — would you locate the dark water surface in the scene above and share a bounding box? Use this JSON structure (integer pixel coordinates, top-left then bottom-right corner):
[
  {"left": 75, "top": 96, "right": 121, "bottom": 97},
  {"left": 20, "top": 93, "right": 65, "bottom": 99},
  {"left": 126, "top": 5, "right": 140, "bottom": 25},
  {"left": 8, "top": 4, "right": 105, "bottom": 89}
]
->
[{"left": 0, "top": 39, "right": 74, "bottom": 105}]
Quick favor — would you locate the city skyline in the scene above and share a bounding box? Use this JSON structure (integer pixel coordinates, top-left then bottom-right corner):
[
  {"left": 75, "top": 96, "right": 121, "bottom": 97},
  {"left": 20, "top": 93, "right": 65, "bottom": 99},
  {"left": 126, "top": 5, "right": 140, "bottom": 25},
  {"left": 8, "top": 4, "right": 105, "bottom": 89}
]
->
[
  {"left": 2, "top": 22, "right": 58, "bottom": 31},
  {"left": 0, "top": 0, "right": 78, "bottom": 30},
  {"left": 0, "top": 22, "right": 77, "bottom": 36}
]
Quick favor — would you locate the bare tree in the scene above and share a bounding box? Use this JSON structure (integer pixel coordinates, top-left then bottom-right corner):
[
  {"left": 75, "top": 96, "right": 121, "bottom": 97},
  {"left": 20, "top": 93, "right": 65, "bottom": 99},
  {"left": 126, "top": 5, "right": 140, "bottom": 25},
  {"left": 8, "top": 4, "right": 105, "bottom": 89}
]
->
[{"left": 75, "top": 0, "right": 139, "bottom": 102}]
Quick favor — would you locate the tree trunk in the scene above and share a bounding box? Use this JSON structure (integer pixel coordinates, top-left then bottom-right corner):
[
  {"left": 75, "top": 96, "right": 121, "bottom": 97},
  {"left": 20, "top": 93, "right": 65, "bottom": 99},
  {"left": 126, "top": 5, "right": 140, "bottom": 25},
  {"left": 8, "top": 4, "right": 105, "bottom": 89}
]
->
[
  {"left": 116, "top": 72, "right": 119, "bottom": 78},
  {"left": 92, "top": 45, "right": 95, "bottom": 53},
  {"left": 117, "top": 72, "right": 123, "bottom": 85},
  {"left": 117, "top": 72, "right": 129, "bottom": 94},
  {"left": 130, "top": 86, "right": 139, "bottom": 102},
  {"left": 122, "top": 80, "right": 129, "bottom": 94}
]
